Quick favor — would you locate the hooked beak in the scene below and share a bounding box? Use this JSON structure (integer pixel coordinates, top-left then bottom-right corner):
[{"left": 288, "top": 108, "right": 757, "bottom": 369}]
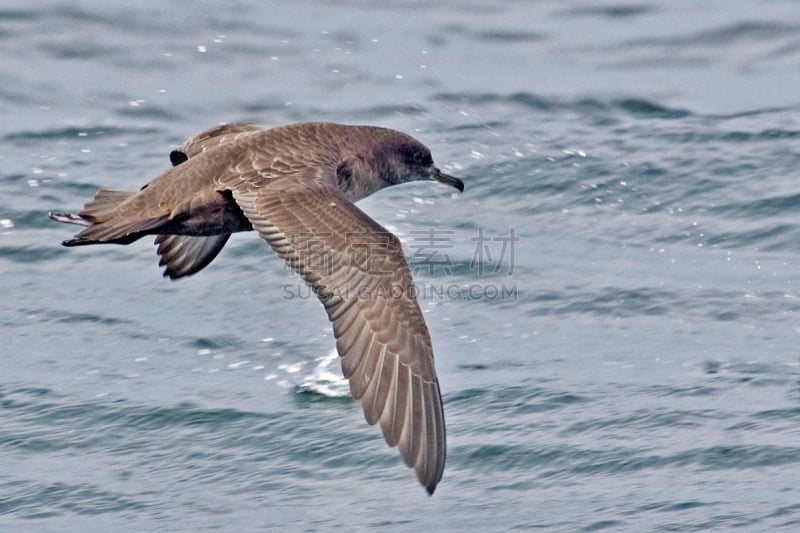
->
[{"left": 430, "top": 167, "right": 464, "bottom": 193}]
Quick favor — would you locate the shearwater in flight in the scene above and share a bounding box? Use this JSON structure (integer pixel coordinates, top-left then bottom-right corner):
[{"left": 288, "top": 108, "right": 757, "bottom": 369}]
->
[{"left": 50, "top": 122, "right": 464, "bottom": 494}]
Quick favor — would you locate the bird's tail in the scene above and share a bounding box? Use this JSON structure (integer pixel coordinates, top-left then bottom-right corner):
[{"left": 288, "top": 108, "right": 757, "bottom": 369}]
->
[{"left": 50, "top": 188, "right": 166, "bottom": 246}]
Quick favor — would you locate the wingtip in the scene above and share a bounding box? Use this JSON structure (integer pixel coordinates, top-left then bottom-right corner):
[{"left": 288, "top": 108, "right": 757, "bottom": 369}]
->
[
  {"left": 162, "top": 268, "right": 182, "bottom": 281},
  {"left": 421, "top": 468, "right": 442, "bottom": 495},
  {"left": 61, "top": 237, "right": 87, "bottom": 247},
  {"left": 169, "top": 150, "right": 189, "bottom": 166}
]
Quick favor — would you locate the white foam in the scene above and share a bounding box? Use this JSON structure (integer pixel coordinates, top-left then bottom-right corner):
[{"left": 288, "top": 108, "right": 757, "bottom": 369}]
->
[{"left": 298, "top": 349, "right": 350, "bottom": 397}]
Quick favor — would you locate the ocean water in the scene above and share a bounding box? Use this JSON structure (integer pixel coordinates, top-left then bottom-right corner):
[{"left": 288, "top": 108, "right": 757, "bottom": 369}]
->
[{"left": 3, "top": 0, "right": 800, "bottom": 530}]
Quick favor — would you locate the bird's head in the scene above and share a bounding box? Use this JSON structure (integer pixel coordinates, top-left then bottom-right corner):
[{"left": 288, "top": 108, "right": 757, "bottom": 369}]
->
[
  {"left": 381, "top": 135, "right": 464, "bottom": 193},
  {"left": 335, "top": 127, "right": 464, "bottom": 201}
]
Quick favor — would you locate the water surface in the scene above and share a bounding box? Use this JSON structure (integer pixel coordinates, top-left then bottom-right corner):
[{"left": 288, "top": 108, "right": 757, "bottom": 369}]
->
[{"left": 2, "top": 1, "right": 800, "bottom": 531}]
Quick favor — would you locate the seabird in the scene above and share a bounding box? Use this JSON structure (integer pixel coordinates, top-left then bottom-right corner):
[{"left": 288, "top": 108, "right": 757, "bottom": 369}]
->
[{"left": 49, "top": 121, "right": 464, "bottom": 494}]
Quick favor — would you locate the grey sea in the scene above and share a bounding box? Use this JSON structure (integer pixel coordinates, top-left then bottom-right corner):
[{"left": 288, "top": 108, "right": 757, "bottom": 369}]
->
[{"left": 3, "top": 1, "right": 800, "bottom": 531}]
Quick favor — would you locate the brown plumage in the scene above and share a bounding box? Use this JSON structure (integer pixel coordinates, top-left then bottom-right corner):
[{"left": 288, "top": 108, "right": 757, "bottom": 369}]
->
[{"left": 49, "top": 122, "right": 464, "bottom": 494}]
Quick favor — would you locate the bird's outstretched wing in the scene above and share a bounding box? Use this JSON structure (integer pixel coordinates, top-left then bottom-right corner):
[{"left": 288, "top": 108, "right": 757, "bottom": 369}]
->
[
  {"left": 227, "top": 172, "right": 446, "bottom": 494},
  {"left": 154, "top": 123, "right": 266, "bottom": 275},
  {"left": 170, "top": 122, "right": 265, "bottom": 165}
]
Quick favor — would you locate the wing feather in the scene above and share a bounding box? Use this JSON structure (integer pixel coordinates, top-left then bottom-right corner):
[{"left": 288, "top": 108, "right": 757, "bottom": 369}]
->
[
  {"left": 173, "top": 122, "right": 264, "bottom": 161},
  {"left": 155, "top": 234, "right": 231, "bottom": 279},
  {"left": 225, "top": 174, "right": 446, "bottom": 493}
]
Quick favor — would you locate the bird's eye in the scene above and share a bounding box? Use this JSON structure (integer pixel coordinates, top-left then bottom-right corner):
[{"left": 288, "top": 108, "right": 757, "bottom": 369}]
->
[{"left": 411, "top": 150, "right": 432, "bottom": 166}]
